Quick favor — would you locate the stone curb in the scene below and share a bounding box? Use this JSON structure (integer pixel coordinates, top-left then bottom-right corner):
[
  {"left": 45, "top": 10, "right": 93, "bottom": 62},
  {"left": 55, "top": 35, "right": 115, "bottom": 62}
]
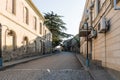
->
[
  {"left": 75, "top": 54, "right": 96, "bottom": 80},
  {"left": 0, "top": 53, "right": 56, "bottom": 71}
]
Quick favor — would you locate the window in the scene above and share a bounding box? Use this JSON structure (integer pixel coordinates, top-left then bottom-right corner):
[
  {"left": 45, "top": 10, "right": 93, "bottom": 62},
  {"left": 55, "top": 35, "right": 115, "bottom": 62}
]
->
[
  {"left": 6, "top": 0, "right": 16, "bottom": 14},
  {"left": 98, "top": 0, "right": 101, "bottom": 13},
  {"left": 43, "top": 26, "right": 45, "bottom": 35},
  {"left": 45, "top": 30, "right": 47, "bottom": 38},
  {"left": 97, "top": 23, "right": 101, "bottom": 31},
  {"left": 95, "top": 0, "right": 101, "bottom": 17},
  {"left": 23, "top": 7, "right": 29, "bottom": 24},
  {"left": 33, "top": 17, "right": 37, "bottom": 30},
  {"left": 23, "top": 37, "right": 28, "bottom": 46},
  {"left": 34, "top": 41, "right": 37, "bottom": 52},
  {"left": 40, "top": 23, "right": 42, "bottom": 34},
  {"left": 40, "top": 40, "right": 42, "bottom": 53},
  {"left": 23, "top": 36, "right": 29, "bottom": 52},
  {"left": 117, "top": 0, "right": 120, "bottom": 3}
]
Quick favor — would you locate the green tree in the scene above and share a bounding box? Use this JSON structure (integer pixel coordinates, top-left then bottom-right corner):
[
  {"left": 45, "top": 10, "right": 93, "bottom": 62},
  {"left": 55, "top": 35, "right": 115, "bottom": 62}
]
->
[{"left": 44, "top": 11, "right": 72, "bottom": 47}]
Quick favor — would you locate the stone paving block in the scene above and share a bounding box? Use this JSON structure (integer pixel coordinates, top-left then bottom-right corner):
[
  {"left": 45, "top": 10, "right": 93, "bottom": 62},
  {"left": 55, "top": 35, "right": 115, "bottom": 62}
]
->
[{"left": 0, "top": 70, "right": 93, "bottom": 80}]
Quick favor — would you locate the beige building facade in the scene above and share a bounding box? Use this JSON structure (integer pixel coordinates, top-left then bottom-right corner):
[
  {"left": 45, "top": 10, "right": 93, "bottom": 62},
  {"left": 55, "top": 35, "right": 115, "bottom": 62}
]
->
[
  {"left": 0, "top": 0, "right": 52, "bottom": 62},
  {"left": 79, "top": 0, "right": 120, "bottom": 80}
]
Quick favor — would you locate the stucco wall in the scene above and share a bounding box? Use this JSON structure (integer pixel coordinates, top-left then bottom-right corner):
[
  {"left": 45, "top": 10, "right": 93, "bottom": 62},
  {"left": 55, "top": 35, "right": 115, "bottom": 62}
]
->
[{"left": 0, "top": 0, "right": 52, "bottom": 62}]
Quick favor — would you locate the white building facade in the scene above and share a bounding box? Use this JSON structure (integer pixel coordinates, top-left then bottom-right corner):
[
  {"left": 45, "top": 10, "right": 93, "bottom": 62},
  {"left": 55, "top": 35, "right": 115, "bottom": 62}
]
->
[{"left": 0, "top": 0, "right": 52, "bottom": 62}]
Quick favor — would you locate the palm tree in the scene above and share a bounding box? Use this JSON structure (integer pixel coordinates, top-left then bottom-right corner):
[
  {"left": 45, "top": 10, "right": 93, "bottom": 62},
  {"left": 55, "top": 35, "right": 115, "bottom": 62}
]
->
[{"left": 44, "top": 11, "right": 72, "bottom": 47}]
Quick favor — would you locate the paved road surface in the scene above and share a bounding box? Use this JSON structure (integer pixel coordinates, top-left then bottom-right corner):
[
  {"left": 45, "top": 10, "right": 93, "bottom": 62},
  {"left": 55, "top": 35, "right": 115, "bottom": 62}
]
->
[{"left": 0, "top": 52, "right": 93, "bottom": 80}]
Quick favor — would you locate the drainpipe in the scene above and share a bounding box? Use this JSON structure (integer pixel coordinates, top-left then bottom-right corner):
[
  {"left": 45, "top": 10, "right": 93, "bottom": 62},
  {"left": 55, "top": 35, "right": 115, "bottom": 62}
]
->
[
  {"left": 0, "top": 23, "right": 2, "bottom": 66},
  {"left": 89, "top": 0, "right": 93, "bottom": 60},
  {"left": 87, "top": 22, "right": 89, "bottom": 67},
  {"left": 114, "top": 0, "right": 120, "bottom": 10}
]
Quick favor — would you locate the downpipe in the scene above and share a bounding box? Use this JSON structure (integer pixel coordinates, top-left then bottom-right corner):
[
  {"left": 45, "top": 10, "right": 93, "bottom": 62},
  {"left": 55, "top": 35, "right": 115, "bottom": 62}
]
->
[{"left": 0, "top": 23, "right": 2, "bottom": 67}]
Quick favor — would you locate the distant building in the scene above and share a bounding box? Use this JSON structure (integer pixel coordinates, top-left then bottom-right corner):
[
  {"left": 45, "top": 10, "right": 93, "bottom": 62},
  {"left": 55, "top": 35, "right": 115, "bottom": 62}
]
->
[
  {"left": 62, "top": 34, "right": 79, "bottom": 53},
  {"left": 0, "top": 0, "right": 52, "bottom": 62},
  {"left": 70, "top": 34, "right": 80, "bottom": 53},
  {"left": 79, "top": 0, "right": 120, "bottom": 80},
  {"left": 62, "top": 39, "right": 71, "bottom": 51}
]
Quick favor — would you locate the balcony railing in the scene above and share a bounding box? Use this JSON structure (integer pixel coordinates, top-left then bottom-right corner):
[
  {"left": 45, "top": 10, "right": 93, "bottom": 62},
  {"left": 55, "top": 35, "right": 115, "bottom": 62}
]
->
[{"left": 79, "top": 28, "right": 91, "bottom": 37}]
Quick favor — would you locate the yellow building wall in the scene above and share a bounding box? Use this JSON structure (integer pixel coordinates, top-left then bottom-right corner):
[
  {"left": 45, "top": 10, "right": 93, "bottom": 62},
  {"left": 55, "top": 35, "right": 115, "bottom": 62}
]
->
[
  {"left": 92, "top": 1, "right": 120, "bottom": 71},
  {"left": 80, "top": 0, "right": 120, "bottom": 79}
]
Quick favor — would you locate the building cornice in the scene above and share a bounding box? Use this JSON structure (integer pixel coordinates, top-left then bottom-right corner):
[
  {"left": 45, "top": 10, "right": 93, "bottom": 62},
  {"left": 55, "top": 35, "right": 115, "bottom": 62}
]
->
[
  {"left": 25, "top": 0, "right": 51, "bottom": 36},
  {"left": 25, "top": 0, "right": 45, "bottom": 21},
  {"left": 79, "top": 0, "right": 90, "bottom": 28},
  {"left": 93, "top": 0, "right": 112, "bottom": 28},
  {"left": 0, "top": 12, "right": 43, "bottom": 38}
]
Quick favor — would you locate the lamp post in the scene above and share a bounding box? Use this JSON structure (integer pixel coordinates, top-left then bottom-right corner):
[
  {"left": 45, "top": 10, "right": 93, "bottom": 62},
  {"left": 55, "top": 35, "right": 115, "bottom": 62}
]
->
[
  {"left": 0, "top": 23, "right": 2, "bottom": 67},
  {"left": 84, "top": 22, "right": 89, "bottom": 67},
  {"left": 114, "top": 0, "right": 120, "bottom": 10},
  {"left": 86, "top": 22, "right": 89, "bottom": 67}
]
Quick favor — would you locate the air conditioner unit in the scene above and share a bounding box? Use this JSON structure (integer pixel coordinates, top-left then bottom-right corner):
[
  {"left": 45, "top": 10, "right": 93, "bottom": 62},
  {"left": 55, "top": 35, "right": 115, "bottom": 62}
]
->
[
  {"left": 90, "top": 30, "right": 97, "bottom": 38},
  {"left": 83, "top": 23, "right": 88, "bottom": 30},
  {"left": 98, "top": 17, "right": 108, "bottom": 33}
]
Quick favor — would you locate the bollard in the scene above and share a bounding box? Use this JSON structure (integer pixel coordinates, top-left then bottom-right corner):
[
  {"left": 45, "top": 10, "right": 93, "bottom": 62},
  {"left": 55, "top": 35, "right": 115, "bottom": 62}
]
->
[
  {"left": 0, "top": 58, "right": 2, "bottom": 66},
  {"left": 86, "top": 58, "right": 89, "bottom": 67}
]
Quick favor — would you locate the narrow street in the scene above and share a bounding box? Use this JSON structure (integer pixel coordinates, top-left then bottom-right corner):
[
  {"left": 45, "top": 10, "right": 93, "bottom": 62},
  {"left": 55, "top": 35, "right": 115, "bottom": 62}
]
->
[{"left": 0, "top": 52, "right": 93, "bottom": 80}]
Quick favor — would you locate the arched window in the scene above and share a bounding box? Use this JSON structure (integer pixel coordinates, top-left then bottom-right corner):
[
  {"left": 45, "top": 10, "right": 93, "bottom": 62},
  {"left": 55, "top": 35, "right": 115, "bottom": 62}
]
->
[
  {"left": 42, "top": 42, "right": 45, "bottom": 55},
  {"left": 95, "top": 0, "right": 101, "bottom": 16},
  {"left": 34, "top": 40, "right": 37, "bottom": 53},
  {"left": 23, "top": 36, "right": 28, "bottom": 46},
  {"left": 45, "top": 30, "right": 47, "bottom": 38},
  {"left": 23, "top": 7, "right": 29, "bottom": 24},
  {"left": 33, "top": 17, "right": 37, "bottom": 30},
  {"left": 23, "top": 36, "right": 29, "bottom": 52},
  {"left": 39, "top": 40, "right": 42, "bottom": 53},
  {"left": 40, "top": 23, "right": 42, "bottom": 34},
  {"left": 7, "top": 30, "right": 17, "bottom": 51},
  {"left": 98, "top": 0, "right": 101, "bottom": 13},
  {"left": 6, "top": 0, "right": 16, "bottom": 14}
]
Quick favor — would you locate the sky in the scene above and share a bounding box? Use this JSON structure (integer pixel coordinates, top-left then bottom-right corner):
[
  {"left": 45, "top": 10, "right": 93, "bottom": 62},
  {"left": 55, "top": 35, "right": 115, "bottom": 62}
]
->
[{"left": 32, "top": 0, "right": 86, "bottom": 36}]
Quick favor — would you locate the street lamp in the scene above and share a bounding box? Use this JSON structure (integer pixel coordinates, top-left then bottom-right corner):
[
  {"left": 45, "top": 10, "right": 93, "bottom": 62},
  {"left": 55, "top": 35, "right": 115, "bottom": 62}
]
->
[
  {"left": 0, "top": 23, "right": 2, "bottom": 67},
  {"left": 84, "top": 22, "right": 89, "bottom": 67}
]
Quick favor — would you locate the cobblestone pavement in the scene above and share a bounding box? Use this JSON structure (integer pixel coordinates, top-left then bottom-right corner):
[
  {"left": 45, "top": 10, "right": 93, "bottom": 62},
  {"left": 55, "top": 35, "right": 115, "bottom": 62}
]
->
[{"left": 0, "top": 52, "right": 93, "bottom": 80}]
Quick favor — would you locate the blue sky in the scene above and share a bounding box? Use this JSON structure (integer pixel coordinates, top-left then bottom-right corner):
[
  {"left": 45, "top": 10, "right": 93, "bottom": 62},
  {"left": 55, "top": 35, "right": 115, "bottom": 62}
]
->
[{"left": 32, "top": 0, "right": 86, "bottom": 36}]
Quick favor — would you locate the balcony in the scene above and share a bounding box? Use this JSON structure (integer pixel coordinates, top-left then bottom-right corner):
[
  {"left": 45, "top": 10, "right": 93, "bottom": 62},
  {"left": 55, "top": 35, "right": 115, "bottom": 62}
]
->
[{"left": 79, "top": 29, "right": 91, "bottom": 37}]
